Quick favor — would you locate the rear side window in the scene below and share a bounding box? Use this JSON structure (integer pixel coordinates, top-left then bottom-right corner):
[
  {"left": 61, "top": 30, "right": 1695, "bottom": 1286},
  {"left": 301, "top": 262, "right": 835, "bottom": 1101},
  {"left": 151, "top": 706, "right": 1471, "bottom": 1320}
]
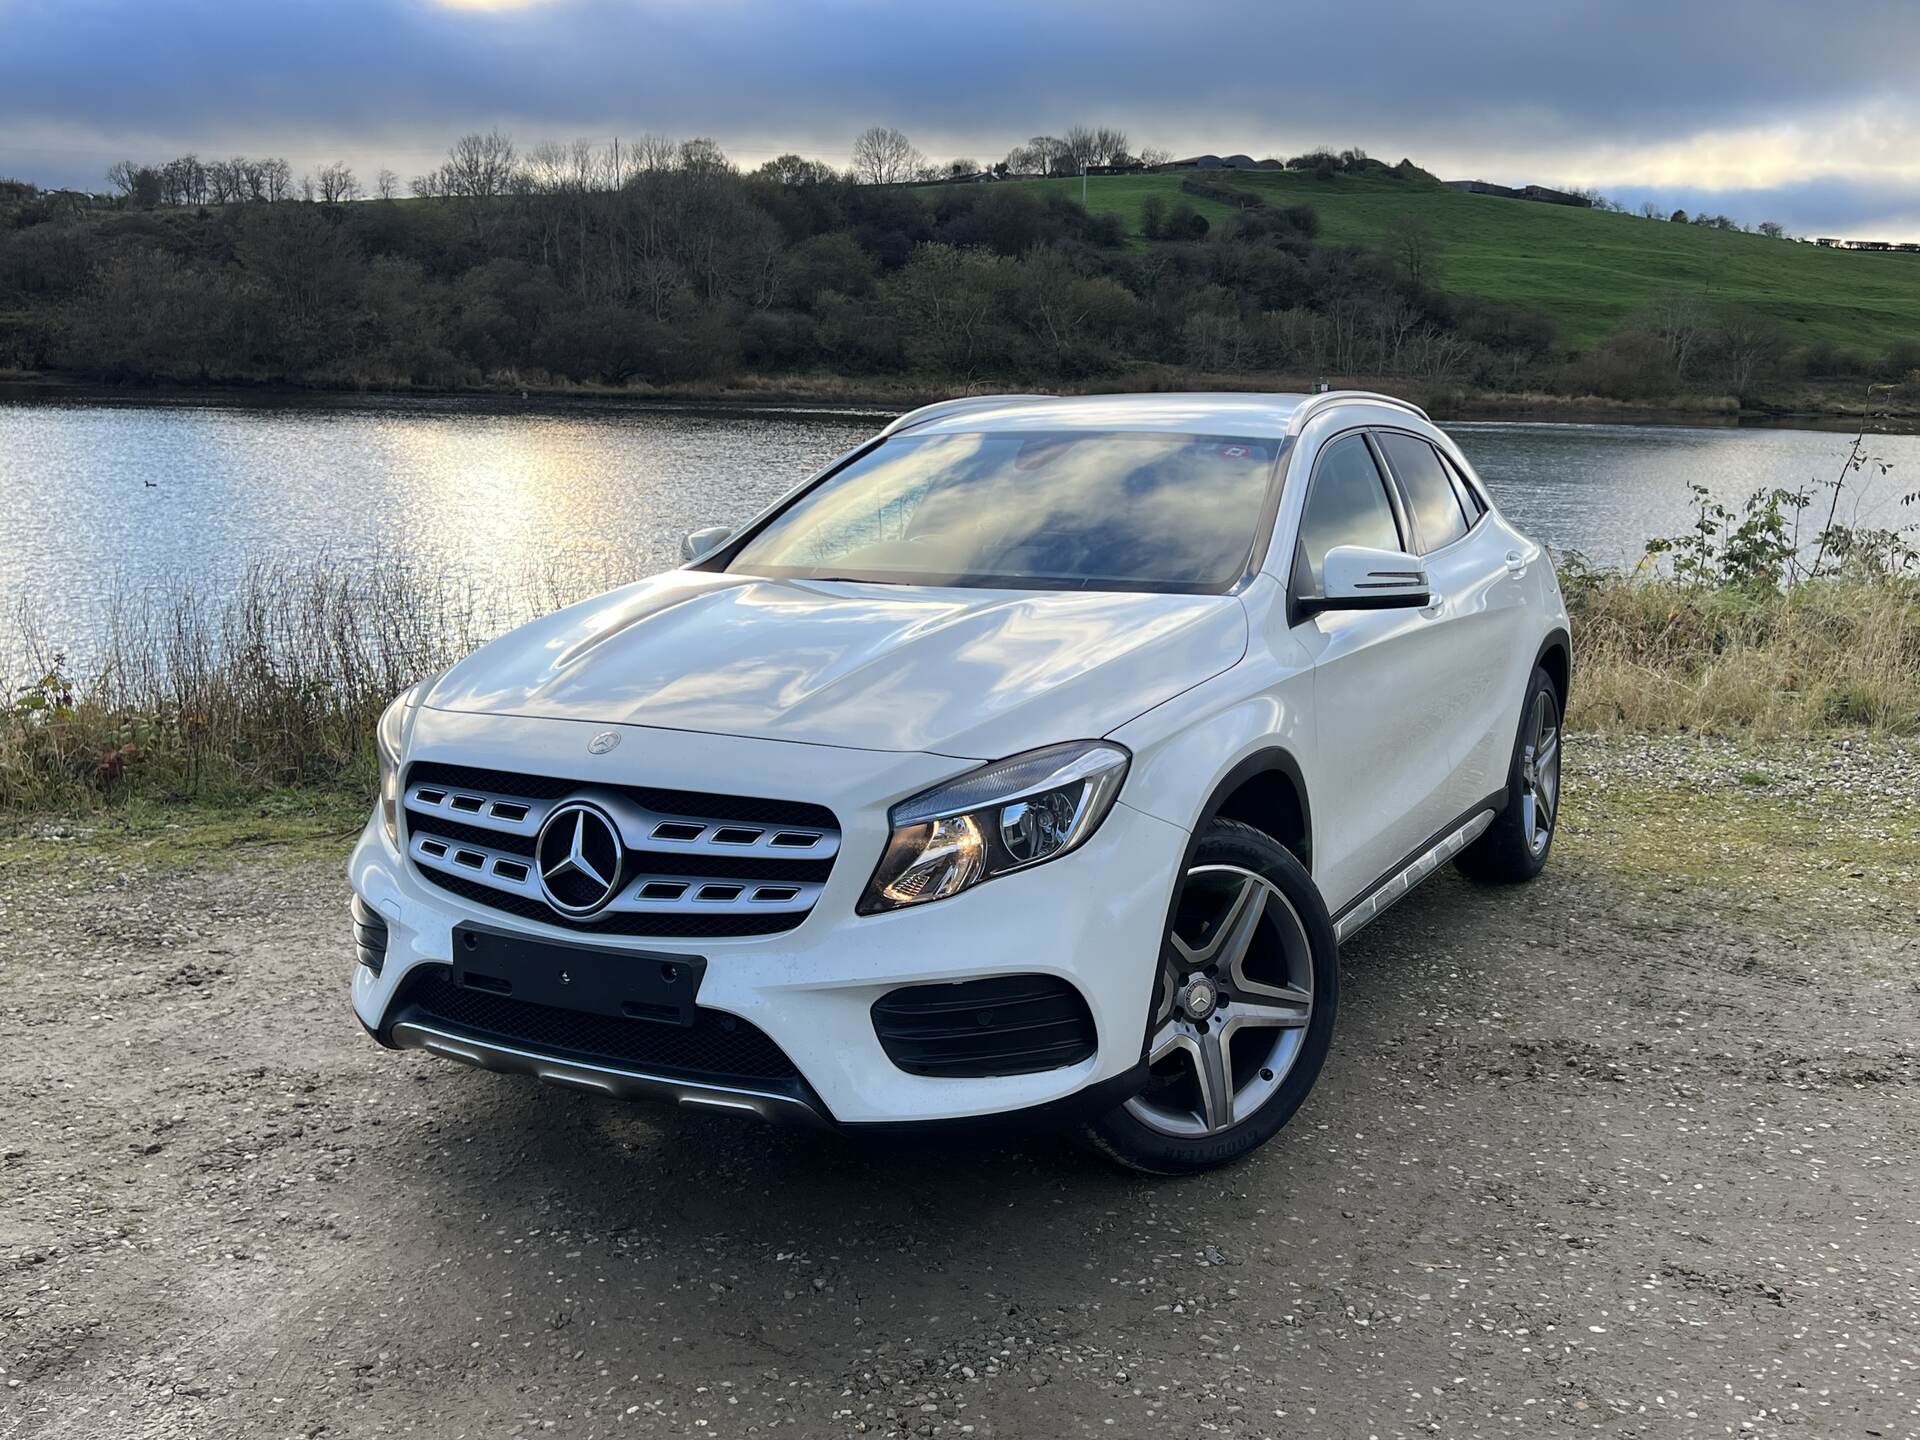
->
[
  {"left": 1441, "top": 450, "right": 1488, "bottom": 520},
  {"left": 1377, "top": 433, "right": 1468, "bottom": 553},
  {"left": 1293, "top": 434, "right": 1401, "bottom": 594}
]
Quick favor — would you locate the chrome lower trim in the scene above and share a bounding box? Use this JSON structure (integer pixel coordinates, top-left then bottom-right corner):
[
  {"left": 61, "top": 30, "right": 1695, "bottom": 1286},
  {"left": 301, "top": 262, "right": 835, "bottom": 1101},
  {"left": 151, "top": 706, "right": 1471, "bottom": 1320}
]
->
[
  {"left": 389, "top": 1021, "right": 830, "bottom": 1128},
  {"left": 1334, "top": 809, "right": 1494, "bottom": 943}
]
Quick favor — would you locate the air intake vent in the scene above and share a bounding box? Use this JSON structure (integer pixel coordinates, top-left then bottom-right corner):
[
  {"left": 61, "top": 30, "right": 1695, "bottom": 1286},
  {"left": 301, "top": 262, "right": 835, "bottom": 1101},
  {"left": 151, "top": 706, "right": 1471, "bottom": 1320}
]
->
[
  {"left": 871, "top": 975, "right": 1097, "bottom": 1078},
  {"left": 351, "top": 896, "right": 389, "bottom": 976},
  {"left": 402, "top": 762, "right": 839, "bottom": 939},
  {"left": 390, "top": 966, "right": 800, "bottom": 1082}
]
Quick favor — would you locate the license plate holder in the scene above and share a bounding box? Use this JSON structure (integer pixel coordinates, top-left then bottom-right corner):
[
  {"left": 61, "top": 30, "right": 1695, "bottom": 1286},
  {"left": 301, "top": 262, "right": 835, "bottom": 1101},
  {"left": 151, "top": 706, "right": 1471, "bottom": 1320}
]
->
[{"left": 451, "top": 924, "right": 706, "bottom": 1027}]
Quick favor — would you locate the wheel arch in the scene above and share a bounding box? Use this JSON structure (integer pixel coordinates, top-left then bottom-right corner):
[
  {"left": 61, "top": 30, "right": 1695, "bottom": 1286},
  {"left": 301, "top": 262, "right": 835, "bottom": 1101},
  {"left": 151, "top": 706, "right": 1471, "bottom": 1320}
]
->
[
  {"left": 1534, "top": 627, "right": 1572, "bottom": 714},
  {"left": 1136, "top": 744, "right": 1318, "bottom": 1067},
  {"left": 1194, "top": 747, "right": 1313, "bottom": 874}
]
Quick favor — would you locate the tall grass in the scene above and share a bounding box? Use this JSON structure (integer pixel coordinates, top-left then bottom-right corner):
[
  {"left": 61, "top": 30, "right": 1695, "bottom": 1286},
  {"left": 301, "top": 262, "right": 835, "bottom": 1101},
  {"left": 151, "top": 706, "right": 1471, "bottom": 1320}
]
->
[
  {"left": 3, "top": 552, "right": 1916, "bottom": 815},
  {"left": 1564, "top": 572, "right": 1920, "bottom": 735},
  {"left": 0, "top": 555, "right": 630, "bottom": 810}
]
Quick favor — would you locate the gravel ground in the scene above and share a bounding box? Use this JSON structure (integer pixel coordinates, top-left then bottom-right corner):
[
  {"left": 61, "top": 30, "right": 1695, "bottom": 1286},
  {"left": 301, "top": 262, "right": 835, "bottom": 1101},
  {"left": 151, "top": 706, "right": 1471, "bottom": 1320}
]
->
[{"left": 1, "top": 739, "right": 1916, "bottom": 1440}]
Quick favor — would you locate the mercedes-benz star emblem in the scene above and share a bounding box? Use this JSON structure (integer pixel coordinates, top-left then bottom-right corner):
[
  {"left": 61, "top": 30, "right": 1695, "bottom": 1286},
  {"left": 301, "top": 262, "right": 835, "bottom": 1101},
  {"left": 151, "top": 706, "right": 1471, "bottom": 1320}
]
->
[
  {"left": 587, "top": 729, "right": 621, "bottom": 755},
  {"left": 535, "top": 801, "right": 625, "bottom": 917}
]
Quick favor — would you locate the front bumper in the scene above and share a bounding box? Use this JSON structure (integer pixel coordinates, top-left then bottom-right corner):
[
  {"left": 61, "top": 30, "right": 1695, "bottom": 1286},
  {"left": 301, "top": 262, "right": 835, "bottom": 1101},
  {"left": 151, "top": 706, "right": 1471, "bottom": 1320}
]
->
[{"left": 349, "top": 712, "right": 1189, "bottom": 1127}]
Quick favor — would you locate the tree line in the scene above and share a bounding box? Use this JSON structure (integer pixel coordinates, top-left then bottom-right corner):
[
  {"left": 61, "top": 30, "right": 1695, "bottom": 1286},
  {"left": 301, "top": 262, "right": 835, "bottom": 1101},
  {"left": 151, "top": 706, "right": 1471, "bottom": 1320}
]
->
[{"left": 0, "top": 132, "right": 1911, "bottom": 403}]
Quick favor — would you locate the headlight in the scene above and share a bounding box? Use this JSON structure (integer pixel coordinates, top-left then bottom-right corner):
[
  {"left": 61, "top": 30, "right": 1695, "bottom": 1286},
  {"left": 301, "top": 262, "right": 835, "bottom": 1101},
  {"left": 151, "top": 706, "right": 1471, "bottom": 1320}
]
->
[
  {"left": 376, "top": 683, "right": 424, "bottom": 846},
  {"left": 858, "top": 741, "right": 1130, "bottom": 914}
]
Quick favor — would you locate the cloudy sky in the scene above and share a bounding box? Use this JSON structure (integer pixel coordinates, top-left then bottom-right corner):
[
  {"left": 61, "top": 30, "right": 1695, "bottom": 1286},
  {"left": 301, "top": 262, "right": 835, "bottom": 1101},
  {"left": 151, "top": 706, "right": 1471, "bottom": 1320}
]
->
[{"left": 7, "top": 0, "right": 1920, "bottom": 238}]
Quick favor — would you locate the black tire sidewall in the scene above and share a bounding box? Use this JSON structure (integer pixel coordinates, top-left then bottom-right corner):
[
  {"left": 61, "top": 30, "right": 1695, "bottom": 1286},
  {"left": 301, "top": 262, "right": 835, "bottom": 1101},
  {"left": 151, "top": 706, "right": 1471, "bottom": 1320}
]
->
[
  {"left": 1457, "top": 664, "right": 1559, "bottom": 883},
  {"left": 1086, "top": 817, "right": 1338, "bottom": 1175}
]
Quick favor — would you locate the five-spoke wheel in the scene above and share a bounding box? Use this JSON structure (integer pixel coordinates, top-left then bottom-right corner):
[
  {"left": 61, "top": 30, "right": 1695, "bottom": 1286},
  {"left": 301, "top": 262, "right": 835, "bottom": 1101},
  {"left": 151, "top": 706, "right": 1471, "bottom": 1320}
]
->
[
  {"left": 1521, "top": 688, "right": 1560, "bottom": 857},
  {"left": 1124, "top": 865, "right": 1315, "bottom": 1138},
  {"left": 1086, "top": 818, "right": 1338, "bottom": 1174}
]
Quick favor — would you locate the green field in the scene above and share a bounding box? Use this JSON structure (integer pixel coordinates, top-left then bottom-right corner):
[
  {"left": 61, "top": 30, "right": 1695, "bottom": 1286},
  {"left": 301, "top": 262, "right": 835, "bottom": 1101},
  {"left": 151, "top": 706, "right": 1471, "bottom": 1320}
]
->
[{"left": 939, "top": 172, "right": 1920, "bottom": 351}]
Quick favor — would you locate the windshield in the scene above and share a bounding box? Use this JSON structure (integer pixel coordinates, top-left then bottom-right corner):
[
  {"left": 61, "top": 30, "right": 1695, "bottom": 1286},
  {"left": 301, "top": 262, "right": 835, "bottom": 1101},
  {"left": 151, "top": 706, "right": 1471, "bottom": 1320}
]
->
[{"left": 722, "top": 429, "right": 1285, "bottom": 593}]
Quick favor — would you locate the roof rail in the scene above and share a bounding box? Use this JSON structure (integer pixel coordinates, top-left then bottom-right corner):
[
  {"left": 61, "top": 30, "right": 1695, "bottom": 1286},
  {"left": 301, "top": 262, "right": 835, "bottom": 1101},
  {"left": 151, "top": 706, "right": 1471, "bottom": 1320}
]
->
[
  {"left": 1288, "top": 390, "right": 1430, "bottom": 433},
  {"left": 881, "top": 393, "right": 1058, "bottom": 436}
]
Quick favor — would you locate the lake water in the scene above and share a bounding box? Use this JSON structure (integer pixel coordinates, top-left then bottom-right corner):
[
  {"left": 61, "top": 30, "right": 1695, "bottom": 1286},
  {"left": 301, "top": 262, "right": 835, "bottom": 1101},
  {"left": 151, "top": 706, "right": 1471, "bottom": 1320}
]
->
[{"left": 3, "top": 389, "right": 1914, "bottom": 663}]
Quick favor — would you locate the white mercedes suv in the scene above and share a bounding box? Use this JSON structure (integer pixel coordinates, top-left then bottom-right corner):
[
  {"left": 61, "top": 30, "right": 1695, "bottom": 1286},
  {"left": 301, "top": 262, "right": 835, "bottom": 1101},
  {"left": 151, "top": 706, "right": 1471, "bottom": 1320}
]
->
[{"left": 350, "top": 392, "right": 1570, "bottom": 1172}]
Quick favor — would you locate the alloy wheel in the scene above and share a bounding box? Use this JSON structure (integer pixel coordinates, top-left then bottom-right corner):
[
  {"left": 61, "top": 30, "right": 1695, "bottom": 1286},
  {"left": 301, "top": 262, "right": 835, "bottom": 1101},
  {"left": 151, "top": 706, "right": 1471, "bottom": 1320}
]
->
[
  {"left": 1520, "top": 689, "right": 1560, "bottom": 856},
  {"left": 1122, "top": 865, "right": 1315, "bottom": 1138}
]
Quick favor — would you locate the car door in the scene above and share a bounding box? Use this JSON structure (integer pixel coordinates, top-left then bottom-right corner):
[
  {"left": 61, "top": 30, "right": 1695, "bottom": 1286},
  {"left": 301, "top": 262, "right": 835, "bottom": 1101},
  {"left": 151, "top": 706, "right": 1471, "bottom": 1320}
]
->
[
  {"left": 1371, "top": 429, "right": 1528, "bottom": 820},
  {"left": 1287, "top": 431, "right": 1463, "bottom": 912}
]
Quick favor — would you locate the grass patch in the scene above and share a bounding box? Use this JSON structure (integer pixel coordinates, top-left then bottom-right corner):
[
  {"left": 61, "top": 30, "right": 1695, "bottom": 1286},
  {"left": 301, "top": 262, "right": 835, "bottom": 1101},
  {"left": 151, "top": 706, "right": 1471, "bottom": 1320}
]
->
[
  {"left": 1555, "top": 758, "right": 1920, "bottom": 927},
  {"left": 1564, "top": 573, "right": 1920, "bottom": 736},
  {"left": 937, "top": 171, "right": 1920, "bottom": 350},
  {"left": 0, "top": 786, "right": 368, "bottom": 872}
]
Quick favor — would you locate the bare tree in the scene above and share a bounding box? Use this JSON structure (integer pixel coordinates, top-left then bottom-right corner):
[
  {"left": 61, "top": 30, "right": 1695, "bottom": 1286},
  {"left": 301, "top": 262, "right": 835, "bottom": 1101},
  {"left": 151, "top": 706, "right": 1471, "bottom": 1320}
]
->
[
  {"left": 262, "top": 158, "right": 293, "bottom": 202},
  {"left": 1089, "top": 127, "right": 1129, "bottom": 166},
  {"left": 1062, "top": 126, "right": 1098, "bottom": 172},
  {"left": 1638, "top": 200, "right": 1663, "bottom": 220},
  {"left": 1643, "top": 293, "right": 1706, "bottom": 379},
  {"left": 1386, "top": 214, "right": 1443, "bottom": 287},
  {"left": 1715, "top": 308, "right": 1787, "bottom": 397},
  {"left": 1023, "top": 135, "right": 1071, "bottom": 176},
  {"left": 207, "top": 158, "right": 243, "bottom": 204},
  {"left": 436, "top": 130, "right": 518, "bottom": 198},
  {"left": 1001, "top": 141, "right": 1042, "bottom": 176},
  {"left": 316, "top": 163, "right": 361, "bottom": 204},
  {"left": 104, "top": 160, "right": 141, "bottom": 199},
  {"left": 851, "top": 126, "right": 923, "bottom": 185},
  {"left": 1137, "top": 145, "right": 1173, "bottom": 169},
  {"left": 677, "top": 137, "right": 732, "bottom": 175},
  {"left": 755, "top": 153, "right": 838, "bottom": 187},
  {"left": 1756, "top": 220, "right": 1785, "bottom": 239},
  {"left": 375, "top": 168, "right": 399, "bottom": 201},
  {"left": 630, "top": 133, "right": 678, "bottom": 175}
]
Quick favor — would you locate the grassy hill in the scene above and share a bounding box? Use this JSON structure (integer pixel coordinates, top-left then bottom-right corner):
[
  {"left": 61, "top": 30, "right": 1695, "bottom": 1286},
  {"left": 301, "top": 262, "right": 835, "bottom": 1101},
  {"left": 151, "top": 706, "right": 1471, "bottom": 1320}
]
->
[{"left": 941, "top": 171, "right": 1920, "bottom": 352}]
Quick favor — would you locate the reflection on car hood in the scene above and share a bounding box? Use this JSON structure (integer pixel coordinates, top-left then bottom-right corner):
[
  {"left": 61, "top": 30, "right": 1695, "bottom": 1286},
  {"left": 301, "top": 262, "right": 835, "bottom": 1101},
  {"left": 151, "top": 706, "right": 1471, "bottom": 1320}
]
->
[{"left": 423, "top": 569, "right": 1248, "bottom": 758}]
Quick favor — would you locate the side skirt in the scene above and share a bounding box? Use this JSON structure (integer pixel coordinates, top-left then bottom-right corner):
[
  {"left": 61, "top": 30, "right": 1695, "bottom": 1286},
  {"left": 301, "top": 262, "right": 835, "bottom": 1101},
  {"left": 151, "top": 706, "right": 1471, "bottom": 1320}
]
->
[{"left": 1332, "top": 804, "right": 1498, "bottom": 944}]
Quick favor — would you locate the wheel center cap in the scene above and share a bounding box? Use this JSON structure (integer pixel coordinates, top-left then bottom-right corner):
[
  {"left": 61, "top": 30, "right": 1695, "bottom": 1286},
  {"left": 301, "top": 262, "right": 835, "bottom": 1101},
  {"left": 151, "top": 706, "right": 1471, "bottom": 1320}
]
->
[{"left": 1181, "top": 978, "right": 1218, "bottom": 1020}]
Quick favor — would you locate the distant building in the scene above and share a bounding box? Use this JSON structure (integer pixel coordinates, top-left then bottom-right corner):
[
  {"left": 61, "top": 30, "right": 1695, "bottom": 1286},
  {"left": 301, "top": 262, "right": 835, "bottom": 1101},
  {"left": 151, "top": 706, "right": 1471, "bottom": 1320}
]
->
[
  {"left": 1156, "top": 153, "right": 1264, "bottom": 172},
  {"left": 1445, "top": 179, "right": 1591, "bottom": 208}
]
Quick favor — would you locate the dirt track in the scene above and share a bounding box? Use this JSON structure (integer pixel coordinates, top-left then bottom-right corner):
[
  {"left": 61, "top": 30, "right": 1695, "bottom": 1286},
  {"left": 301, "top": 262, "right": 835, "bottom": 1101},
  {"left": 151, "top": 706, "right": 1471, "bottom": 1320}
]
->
[{"left": 2, "top": 749, "right": 1917, "bottom": 1439}]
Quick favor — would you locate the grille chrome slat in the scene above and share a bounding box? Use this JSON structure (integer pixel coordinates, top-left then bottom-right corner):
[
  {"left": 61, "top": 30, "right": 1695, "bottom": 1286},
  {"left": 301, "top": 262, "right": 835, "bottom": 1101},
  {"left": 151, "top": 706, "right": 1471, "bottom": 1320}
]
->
[
  {"left": 621, "top": 875, "right": 823, "bottom": 914},
  {"left": 404, "top": 764, "right": 841, "bottom": 937},
  {"left": 409, "top": 834, "right": 827, "bottom": 917},
  {"left": 406, "top": 782, "right": 840, "bottom": 862}
]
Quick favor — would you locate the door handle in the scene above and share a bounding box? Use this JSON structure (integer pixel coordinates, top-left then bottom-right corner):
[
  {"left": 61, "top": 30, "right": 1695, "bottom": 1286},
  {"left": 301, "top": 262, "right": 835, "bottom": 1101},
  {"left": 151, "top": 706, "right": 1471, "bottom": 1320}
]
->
[{"left": 1504, "top": 550, "right": 1528, "bottom": 576}]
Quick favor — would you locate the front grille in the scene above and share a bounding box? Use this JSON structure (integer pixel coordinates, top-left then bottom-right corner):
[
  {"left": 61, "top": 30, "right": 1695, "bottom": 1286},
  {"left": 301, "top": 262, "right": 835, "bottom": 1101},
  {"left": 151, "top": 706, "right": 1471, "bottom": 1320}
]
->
[
  {"left": 872, "top": 975, "right": 1098, "bottom": 1077},
  {"left": 403, "top": 761, "right": 840, "bottom": 939},
  {"left": 391, "top": 965, "right": 799, "bottom": 1082}
]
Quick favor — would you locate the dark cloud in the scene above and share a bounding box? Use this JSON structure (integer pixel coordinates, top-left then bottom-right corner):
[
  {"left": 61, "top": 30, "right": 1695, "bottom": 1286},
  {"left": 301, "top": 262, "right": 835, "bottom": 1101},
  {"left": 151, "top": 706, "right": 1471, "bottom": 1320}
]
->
[{"left": 6, "top": 0, "right": 1918, "bottom": 234}]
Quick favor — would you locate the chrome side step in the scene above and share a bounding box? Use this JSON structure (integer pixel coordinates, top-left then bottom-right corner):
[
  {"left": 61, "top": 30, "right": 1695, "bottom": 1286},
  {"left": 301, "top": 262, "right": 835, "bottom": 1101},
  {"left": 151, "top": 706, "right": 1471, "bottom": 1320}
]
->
[
  {"left": 389, "top": 1021, "right": 830, "bottom": 1128},
  {"left": 1333, "top": 809, "right": 1494, "bottom": 943}
]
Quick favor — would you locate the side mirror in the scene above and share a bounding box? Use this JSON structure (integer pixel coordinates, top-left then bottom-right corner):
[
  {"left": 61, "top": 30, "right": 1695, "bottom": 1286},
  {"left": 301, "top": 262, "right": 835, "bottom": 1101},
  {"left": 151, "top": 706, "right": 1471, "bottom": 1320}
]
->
[
  {"left": 681, "top": 525, "right": 733, "bottom": 564},
  {"left": 1305, "top": 545, "right": 1431, "bottom": 613}
]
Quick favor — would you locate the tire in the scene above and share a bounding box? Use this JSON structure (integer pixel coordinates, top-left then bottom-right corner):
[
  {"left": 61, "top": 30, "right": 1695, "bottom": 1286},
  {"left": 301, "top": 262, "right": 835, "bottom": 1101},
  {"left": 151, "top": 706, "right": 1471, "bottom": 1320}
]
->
[
  {"left": 1083, "top": 817, "right": 1339, "bottom": 1175},
  {"left": 1455, "top": 665, "right": 1562, "bottom": 884}
]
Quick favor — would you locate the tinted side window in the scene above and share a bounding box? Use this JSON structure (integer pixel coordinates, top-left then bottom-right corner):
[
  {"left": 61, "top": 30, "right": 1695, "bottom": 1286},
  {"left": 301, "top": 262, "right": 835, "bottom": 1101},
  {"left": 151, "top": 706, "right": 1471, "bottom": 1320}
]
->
[
  {"left": 1441, "top": 450, "right": 1487, "bottom": 519},
  {"left": 1294, "top": 435, "right": 1400, "bottom": 594},
  {"left": 1377, "top": 433, "right": 1468, "bottom": 552}
]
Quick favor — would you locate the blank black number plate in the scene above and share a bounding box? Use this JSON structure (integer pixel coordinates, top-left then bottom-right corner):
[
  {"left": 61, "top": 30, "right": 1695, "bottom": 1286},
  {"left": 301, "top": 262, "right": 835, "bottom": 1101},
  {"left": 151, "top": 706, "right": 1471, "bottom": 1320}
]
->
[{"left": 451, "top": 924, "right": 706, "bottom": 1027}]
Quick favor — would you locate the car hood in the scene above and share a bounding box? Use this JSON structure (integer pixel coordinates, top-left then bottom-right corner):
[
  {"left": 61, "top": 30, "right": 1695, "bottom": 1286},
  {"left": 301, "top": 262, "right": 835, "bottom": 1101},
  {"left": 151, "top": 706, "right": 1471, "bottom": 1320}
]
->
[{"left": 423, "top": 570, "right": 1248, "bottom": 758}]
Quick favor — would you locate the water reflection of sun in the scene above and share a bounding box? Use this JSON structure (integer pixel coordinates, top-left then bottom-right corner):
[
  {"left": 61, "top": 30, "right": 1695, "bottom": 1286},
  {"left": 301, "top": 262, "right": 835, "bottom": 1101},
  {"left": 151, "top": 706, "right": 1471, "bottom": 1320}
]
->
[{"left": 372, "top": 415, "right": 599, "bottom": 565}]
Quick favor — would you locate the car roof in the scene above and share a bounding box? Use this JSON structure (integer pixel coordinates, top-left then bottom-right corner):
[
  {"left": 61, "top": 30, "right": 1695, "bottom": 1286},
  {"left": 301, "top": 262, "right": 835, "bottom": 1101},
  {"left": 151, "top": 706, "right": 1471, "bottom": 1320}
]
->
[{"left": 898, "top": 392, "right": 1312, "bottom": 440}]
